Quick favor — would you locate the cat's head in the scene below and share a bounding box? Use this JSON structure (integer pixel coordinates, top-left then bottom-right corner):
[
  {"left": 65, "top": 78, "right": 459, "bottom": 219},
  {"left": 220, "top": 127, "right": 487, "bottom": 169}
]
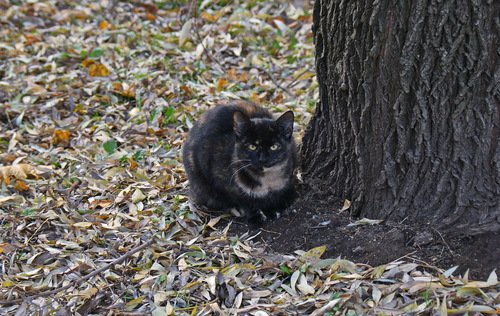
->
[{"left": 233, "top": 110, "right": 294, "bottom": 168}]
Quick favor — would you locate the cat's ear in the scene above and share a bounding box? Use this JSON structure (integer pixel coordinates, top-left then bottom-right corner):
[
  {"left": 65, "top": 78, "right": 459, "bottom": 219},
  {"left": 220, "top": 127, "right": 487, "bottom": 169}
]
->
[
  {"left": 276, "top": 111, "right": 294, "bottom": 139},
  {"left": 233, "top": 111, "right": 250, "bottom": 137}
]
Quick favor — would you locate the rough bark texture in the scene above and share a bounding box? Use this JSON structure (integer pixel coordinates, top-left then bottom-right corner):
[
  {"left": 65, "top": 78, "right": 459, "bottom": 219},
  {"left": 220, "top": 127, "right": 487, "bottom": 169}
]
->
[{"left": 301, "top": 0, "right": 500, "bottom": 234}]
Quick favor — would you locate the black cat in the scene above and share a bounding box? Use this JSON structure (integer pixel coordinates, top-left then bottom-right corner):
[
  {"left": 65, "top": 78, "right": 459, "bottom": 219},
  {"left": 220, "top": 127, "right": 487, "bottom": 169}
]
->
[{"left": 182, "top": 101, "right": 297, "bottom": 224}]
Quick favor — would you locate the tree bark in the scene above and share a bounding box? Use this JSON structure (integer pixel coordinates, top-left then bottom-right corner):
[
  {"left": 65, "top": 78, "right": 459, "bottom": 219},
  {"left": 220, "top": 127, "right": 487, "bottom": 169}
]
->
[{"left": 301, "top": 0, "right": 499, "bottom": 234}]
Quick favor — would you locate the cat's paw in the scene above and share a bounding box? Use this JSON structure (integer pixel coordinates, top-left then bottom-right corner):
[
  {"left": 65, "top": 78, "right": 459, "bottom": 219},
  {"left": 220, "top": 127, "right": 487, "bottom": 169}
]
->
[
  {"left": 246, "top": 210, "right": 268, "bottom": 226},
  {"left": 262, "top": 209, "right": 280, "bottom": 221},
  {"left": 229, "top": 208, "right": 245, "bottom": 217}
]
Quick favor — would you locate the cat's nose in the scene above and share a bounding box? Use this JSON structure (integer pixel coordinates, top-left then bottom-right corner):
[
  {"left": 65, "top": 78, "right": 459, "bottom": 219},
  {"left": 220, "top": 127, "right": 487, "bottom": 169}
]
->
[{"left": 258, "top": 154, "right": 266, "bottom": 164}]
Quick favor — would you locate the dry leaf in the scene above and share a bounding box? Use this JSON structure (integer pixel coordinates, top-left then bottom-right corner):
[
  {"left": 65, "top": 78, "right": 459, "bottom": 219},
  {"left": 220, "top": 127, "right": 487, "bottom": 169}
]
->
[
  {"left": 81, "top": 59, "right": 95, "bottom": 68},
  {"left": 216, "top": 78, "right": 229, "bottom": 91},
  {"left": 179, "top": 19, "right": 193, "bottom": 46},
  {"left": 98, "top": 20, "right": 110, "bottom": 30},
  {"left": 0, "top": 164, "right": 39, "bottom": 185},
  {"left": 14, "top": 180, "right": 30, "bottom": 192},
  {"left": 53, "top": 129, "right": 72, "bottom": 146},
  {"left": 88, "top": 63, "right": 110, "bottom": 77},
  {"left": 24, "top": 34, "right": 41, "bottom": 46}
]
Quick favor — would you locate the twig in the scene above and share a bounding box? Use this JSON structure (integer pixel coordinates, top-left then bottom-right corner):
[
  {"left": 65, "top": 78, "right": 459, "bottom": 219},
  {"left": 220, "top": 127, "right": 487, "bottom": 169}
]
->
[
  {"left": 190, "top": 0, "right": 225, "bottom": 70},
  {"left": 391, "top": 250, "right": 418, "bottom": 263},
  {"left": 25, "top": 218, "right": 49, "bottom": 246},
  {"left": 263, "top": 59, "right": 296, "bottom": 98},
  {"left": 433, "top": 228, "right": 454, "bottom": 255},
  {"left": 285, "top": 67, "right": 311, "bottom": 89},
  {"left": 0, "top": 238, "right": 155, "bottom": 306}
]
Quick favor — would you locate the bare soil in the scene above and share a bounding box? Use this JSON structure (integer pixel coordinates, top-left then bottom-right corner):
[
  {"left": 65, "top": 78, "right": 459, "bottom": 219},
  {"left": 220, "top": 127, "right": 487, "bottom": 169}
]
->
[{"left": 227, "top": 182, "right": 500, "bottom": 280}]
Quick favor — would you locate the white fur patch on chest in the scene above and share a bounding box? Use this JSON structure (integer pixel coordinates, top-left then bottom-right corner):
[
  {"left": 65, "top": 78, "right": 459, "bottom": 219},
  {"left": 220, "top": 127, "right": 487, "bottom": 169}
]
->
[{"left": 235, "top": 162, "right": 288, "bottom": 198}]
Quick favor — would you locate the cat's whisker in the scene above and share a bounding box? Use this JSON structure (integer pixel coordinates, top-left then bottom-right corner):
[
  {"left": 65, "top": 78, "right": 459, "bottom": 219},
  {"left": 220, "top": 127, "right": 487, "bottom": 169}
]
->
[
  {"left": 229, "top": 159, "right": 251, "bottom": 167},
  {"left": 229, "top": 163, "right": 252, "bottom": 184}
]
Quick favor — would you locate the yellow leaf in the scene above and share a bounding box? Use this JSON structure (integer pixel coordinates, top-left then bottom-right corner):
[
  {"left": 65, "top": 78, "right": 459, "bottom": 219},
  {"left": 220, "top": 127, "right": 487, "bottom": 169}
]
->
[
  {"left": 76, "top": 287, "right": 98, "bottom": 299},
  {"left": 292, "top": 70, "right": 315, "bottom": 81},
  {"left": 128, "top": 158, "right": 138, "bottom": 171},
  {"left": 303, "top": 245, "right": 326, "bottom": 259},
  {"left": 250, "top": 92, "right": 261, "bottom": 104},
  {"left": 216, "top": 78, "right": 229, "bottom": 91},
  {"left": 53, "top": 129, "right": 71, "bottom": 146},
  {"left": 125, "top": 296, "right": 145, "bottom": 311},
  {"left": 2, "top": 281, "right": 15, "bottom": 287},
  {"left": 81, "top": 59, "right": 95, "bottom": 68},
  {"left": 145, "top": 12, "right": 156, "bottom": 21},
  {"left": 88, "top": 63, "right": 110, "bottom": 77},
  {"left": 98, "top": 20, "right": 110, "bottom": 30},
  {"left": 371, "top": 265, "right": 386, "bottom": 279},
  {"left": 200, "top": 11, "right": 222, "bottom": 23}
]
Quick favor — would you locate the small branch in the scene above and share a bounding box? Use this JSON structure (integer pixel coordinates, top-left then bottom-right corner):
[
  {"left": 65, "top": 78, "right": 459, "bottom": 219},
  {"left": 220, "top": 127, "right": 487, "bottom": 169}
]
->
[
  {"left": 0, "top": 239, "right": 155, "bottom": 306},
  {"left": 25, "top": 218, "right": 49, "bottom": 246},
  {"left": 285, "top": 67, "right": 311, "bottom": 89},
  {"left": 264, "top": 58, "right": 296, "bottom": 98},
  {"left": 433, "top": 228, "right": 454, "bottom": 256}
]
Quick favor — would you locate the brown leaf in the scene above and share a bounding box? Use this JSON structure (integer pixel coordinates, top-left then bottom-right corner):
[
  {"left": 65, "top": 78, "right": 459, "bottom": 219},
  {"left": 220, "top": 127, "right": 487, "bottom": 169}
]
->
[
  {"left": 180, "top": 85, "right": 193, "bottom": 97},
  {"left": 0, "top": 164, "right": 40, "bottom": 185},
  {"left": 0, "top": 153, "right": 17, "bottom": 164},
  {"left": 250, "top": 92, "right": 262, "bottom": 104},
  {"left": 128, "top": 158, "right": 138, "bottom": 171},
  {"left": 217, "top": 78, "right": 229, "bottom": 91},
  {"left": 81, "top": 59, "right": 95, "bottom": 68},
  {"left": 88, "top": 63, "right": 110, "bottom": 77},
  {"left": 53, "top": 129, "right": 72, "bottom": 146},
  {"left": 24, "top": 34, "right": 41, "bottom": 46},
  {"left": 98, "top": 20, "right": 110, "bottom": 30},
  {"left": 14, "top": 180, "right": 30, "bottom": 192},
  {"left": 111, "top": 82, "right": 136, "bottom": 98},
  {"left": 200, "top": 11, "right": 224, "bottom": 23}
]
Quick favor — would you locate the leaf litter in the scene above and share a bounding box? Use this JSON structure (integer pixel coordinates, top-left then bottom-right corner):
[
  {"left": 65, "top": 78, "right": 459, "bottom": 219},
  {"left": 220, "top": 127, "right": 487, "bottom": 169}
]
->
[{"left": 0, "top": 0, "right": 498, "bottom": 315}]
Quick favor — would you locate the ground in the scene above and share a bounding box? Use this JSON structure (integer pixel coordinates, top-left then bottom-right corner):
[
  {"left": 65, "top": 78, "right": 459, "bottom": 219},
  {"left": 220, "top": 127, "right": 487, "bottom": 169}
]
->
[
  {"left": 229, "top": 182, "right": 500, "bottom": 280},
  {"left": 1, "top": 1, "right": 498, "bottom": 314}
]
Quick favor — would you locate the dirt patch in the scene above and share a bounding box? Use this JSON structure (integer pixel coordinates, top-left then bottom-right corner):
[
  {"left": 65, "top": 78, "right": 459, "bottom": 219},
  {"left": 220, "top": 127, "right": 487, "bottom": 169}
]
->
[{"left": 227, "top": 182, "right": 500, "bottom": 280}]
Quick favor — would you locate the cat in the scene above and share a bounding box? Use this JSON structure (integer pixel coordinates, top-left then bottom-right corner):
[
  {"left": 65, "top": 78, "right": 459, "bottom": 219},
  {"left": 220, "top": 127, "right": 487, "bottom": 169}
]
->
[{"left": 182, "top": 101, "right": 297, "bottom": 224}]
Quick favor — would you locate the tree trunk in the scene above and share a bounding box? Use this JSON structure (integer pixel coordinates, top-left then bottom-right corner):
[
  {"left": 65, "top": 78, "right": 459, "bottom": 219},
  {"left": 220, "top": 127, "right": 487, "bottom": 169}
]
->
[{"left": 301, "top": 0, "right": 499, "bottom": 235}]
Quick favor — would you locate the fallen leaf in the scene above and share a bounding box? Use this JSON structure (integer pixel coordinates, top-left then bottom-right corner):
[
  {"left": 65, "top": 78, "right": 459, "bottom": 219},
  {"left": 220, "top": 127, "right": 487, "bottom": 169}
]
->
[
  {"left": 0, "top": 164, "right": 40, "bottom": 185},
  {"left": 132, "top": 189, "right": 147, "bottom": 203},
  {"left": 14, "top": 180, "right": 30, "bottom": 192},
  {"left": 98, "top": 20, "right": 110, "bottom": 29},
  {"left": 179, "top": 19, "right": 193, "bottom": 46},
  {"left": 53, "top": 129, "right": 72, "bottom": 146},
  {"left": 216, "top": 78, "right": 229, "bottom": 91},
  {"left": 347, "top": 218, "right": 383, "bottom": 226},
  {"left": 339, "top": 199, "right": 351, "bottom": 212},
  {"left": 88, "top": 63, "right": 110, "bottom": 77},
  {"left": 302, "top": 245, "right": 326, "bottom": 259}
]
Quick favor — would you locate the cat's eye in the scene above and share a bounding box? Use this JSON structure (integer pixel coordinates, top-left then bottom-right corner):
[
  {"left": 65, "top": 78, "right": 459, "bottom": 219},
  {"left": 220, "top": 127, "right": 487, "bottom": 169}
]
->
[
  {"left": 270, "top": 143, "right": 280, "bottom": 151},
  {"left": 247, "top": 144, "right": 257, "bottom": 151}
]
